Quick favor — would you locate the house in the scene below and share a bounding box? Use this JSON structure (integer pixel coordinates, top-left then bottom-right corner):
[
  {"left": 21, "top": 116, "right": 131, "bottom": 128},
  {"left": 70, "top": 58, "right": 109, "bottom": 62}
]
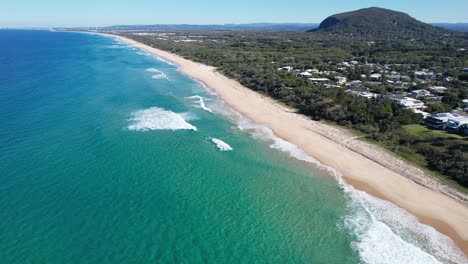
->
[
  {"left": 445, "top": 117, "right": 468, "bottom": 133},
  {"left": 299, "top": 72, "right": 312, "bottom": 77},
  {"left": 370, "top": 73, "right": 382, "bottom": 81},
  {"left": 423, "top": 113, "right": 463, "bottom": 129},
  {"left": 278, "top": 66, "right": 293, "bottom": 72},
  {"left": 308, "top": 78, "right": 329, "bottom": 83},
  {"left": 334, "top": 76, "right": 347, "bottom": 85},
  {"left": 324, "top": 84, "right": 341, "bottom": 89},
  {"left": 338, "top": 62, "right": 351, "bottom": 67},
  {"left": 386, "top": 74, "right": 401, "bottom": 80},
  {"left": 357, "top": 91, "right": 377, "bottom": 99},
  {"left": 414, "top": 71, "right": 434, "bottom": 80},
  {"left": 396, "top": 98, "right": 426, "bottom": 109},
  {"left": 413, "top": 109, "right": 431, "bottom": 119},
  {"left": 429, "top": 86, "right": 448, "bottom": 94},
  {"left": 443, "top": 77, "right": 453, "bottom": 83},
  {"left": 411, "top": 89, "right": 432, "bottom": 97}
]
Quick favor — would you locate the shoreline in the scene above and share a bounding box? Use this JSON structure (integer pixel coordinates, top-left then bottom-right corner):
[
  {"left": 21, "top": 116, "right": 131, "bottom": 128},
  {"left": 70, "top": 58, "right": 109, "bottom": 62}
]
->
[{"left": 98, "top": 32, "right": 468, "bottom": 256}]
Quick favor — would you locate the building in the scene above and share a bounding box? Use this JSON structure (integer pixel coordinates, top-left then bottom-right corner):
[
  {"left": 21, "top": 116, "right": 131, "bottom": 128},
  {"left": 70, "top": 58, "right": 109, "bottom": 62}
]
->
[
  {"left": 396, "top": 98, "right": 426, "bottom": 109},
  {"left": 357, "top": 91, "right": 377, "bottom": 99},
  {"left": 370, "top": 73, "right": 382, "bottom": 81},
  {"left": 278, "top": 66, "right": 293, "bottom": 72},
  {"left": 423, "top": 113, "right": 463, "bottom": 129},
  {"left": 334, "top": 76, "right": 347, "bottom": 85},
  {"left": 429, "top": 86, "right": 448, "bottom": 94},
  {"left": 299, "top": 72, "right": 312, "bottom": 77},
  {"left": 411, "top": 89, "right": 432, "bottom": 97},
  {"left": 445, "top": 117, "right": 468, "bottom": 133},
  {"left": 308, "top": 78, "right": 329, "bottom": 83},
  {"left": 413, "top": 109, "right": 431, "bottom": 119},
  {"left": 414, "top": 71, "right": 434, "bottom": 80}
]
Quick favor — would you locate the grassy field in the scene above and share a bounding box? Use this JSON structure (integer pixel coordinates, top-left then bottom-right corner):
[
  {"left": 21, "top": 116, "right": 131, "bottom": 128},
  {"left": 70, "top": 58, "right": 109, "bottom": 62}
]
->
[
  {"left": 362, "top": 124, "right": 468, "bottom": 193},
  {"left": 404, "top": 124, "right": 466, "bottom": 140}
]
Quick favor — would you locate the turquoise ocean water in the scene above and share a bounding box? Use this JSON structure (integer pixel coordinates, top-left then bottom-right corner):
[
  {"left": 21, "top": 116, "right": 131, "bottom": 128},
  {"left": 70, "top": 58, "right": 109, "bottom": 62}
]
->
[{"left": 0, "top": 30, "right": 466, "bottom": 263}]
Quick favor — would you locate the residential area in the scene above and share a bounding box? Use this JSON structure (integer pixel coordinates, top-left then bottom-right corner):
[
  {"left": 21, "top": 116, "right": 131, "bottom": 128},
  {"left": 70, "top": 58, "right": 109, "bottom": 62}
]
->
[{"left": 278, "top": 61, "right": 468, "bottom": 136}]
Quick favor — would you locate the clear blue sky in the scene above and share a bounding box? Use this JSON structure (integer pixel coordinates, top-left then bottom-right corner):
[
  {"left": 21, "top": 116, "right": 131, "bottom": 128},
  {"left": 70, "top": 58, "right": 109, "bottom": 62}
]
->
[{"left": 1, "top": 0, "right": 467, "bottom": 27}]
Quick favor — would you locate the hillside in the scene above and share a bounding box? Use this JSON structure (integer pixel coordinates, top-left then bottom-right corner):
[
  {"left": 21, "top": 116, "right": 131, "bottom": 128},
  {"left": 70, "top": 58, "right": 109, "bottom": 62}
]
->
[{"left": 310, "top": 7, "right": 449, "bottom": 38}]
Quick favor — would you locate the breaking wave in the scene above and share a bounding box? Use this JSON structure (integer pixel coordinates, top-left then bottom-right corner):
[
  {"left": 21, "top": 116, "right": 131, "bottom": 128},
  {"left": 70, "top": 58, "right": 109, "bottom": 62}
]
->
[
  {"left": 344, "top": 186, "right": 467, "bottom": 264},
  {"left": 208, "top": 101, "right": 467, "bottom": 264},
  {"left": 128, "top": 107, "right": 197, "bottom": 131},
  {"left": 186, "top": 95, "right": 213, "bottom": 113},
  {"left": 145, "top": 68, "right": 168, "bottom": 80},
  {"left": 210, "top": 138, "right": 233, "bottom": 151}
]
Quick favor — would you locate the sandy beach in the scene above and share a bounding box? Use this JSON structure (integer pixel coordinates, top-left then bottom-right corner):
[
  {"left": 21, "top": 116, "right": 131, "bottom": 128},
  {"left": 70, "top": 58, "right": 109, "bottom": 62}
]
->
[{"left": 102, "top": 33, "right": 468, "bottom": 255}]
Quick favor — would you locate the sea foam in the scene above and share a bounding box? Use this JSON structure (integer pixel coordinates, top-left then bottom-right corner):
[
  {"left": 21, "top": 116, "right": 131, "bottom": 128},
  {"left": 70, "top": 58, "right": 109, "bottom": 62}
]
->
[
  {"left": 210, "top": 138, "right": 233, "bottom": 151},
  {"left": 208, "top": 100, "right": 467, "bottom": 264},
  {"left": 145, "top": 68, "right": 168, "bottom": 80},
  {"left": 128, "top": 107, "right": 197, "bottom": 131},
  {"left": 343, "top": 187, "right": 467, "bottom": 264},
  {"left": 186, "top": 95, "right": 213, "bottom": 113}
]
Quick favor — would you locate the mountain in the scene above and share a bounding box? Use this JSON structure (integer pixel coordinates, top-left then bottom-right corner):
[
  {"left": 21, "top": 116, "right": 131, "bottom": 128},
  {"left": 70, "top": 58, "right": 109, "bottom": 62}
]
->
[{"left": 310, "top": 7, "right": 447, "bottom": 37}]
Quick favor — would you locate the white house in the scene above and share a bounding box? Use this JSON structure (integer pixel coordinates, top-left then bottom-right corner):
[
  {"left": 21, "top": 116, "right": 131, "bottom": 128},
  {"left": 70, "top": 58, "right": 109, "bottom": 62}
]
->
[
  {"left": 278, "top": 66, "right": 293, "bottom": 72},
  {"left": 396, "top": 98, "right": 426, "bottom": 109},
  {"left": 299, "top": 72, "right": 312, "bottom": 77},
  {"left": 413, "top": 109, "right": 431, "bottom": 119},
  {"left": 429, "top": 86, "right": 448, "bottom": 94},
  {"left": 358, "top": 92, "right": 376, "bottom": 99},
  {"left": 308, "top": 78, "right": 329, "bottom": 82},
  {"left": 370, "top": 73, "right": 382, "bottom": 81}
]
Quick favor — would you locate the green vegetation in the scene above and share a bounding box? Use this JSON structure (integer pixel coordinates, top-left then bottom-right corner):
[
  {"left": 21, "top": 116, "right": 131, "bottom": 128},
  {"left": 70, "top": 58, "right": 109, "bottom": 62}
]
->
[
  {"left": 401, "top": 125, "right": 468, "bottom": 186},
  {"left": 312, "top": 7, "right": 447, "bottom": 39},
  {"left": 120, "top": 8, "right": 468, "bottom": 188}
]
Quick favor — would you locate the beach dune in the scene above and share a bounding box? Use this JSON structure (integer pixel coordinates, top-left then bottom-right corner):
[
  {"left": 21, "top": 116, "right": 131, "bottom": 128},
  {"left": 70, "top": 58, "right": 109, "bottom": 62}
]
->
[{"left": 106, "top": 33, "right": 468, "bottom": 255}]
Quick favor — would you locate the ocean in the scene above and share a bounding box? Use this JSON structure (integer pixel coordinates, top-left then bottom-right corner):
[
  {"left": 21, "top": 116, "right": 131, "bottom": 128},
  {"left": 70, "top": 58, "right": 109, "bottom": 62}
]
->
[{"left": 0, "top": 30, "right": 465, "bottom": 263}]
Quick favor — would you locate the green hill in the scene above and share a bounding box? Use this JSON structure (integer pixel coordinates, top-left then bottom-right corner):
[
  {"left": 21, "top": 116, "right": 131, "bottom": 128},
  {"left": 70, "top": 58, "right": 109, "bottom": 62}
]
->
[{"left": 310, "top": 7, "right": 448, "bottom": 38}]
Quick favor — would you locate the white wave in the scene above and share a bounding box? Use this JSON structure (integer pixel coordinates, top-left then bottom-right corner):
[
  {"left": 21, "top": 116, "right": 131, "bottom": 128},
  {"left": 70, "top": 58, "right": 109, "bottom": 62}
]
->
[
  {"left": 186, "top": 95, "right": 213, "bottom": 113},
  {"left": 109, "top": 44, "right": 131, "bottom": 49},
  {"left": 155, "top": 56, "right": 176, "bottom": 66},
  {"left": 145, "top": 68, "right": 168, "bottom": 80},
  {"left": 344, "top": 187, "right": 467, "bottom": 264},
  {"left": 128, "top": 107, "right": 197, "bottom": 131},
  {"left": 207, "top": 101, "right": 466, "bottom": 263},
  {"left": 210, "top": 138, "right": 233, "bottom": 151}
]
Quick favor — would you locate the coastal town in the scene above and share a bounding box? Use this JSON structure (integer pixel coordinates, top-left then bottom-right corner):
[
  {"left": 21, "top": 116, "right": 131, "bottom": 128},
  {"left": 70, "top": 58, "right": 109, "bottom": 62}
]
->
[{"left": 278, "top": 60, "right": 468, "bottom": 135}]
